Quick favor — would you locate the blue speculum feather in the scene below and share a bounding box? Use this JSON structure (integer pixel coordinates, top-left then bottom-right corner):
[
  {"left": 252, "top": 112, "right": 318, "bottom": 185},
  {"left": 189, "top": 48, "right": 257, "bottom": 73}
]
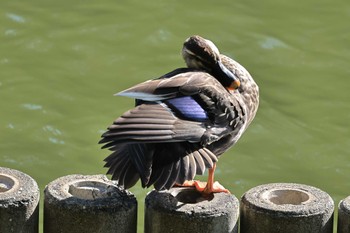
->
[{"left": 165, "top": 96, "right": 208, "bottom": 122}]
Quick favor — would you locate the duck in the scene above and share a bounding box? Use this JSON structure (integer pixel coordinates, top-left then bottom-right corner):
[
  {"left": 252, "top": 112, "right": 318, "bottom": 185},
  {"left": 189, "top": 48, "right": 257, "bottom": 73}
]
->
[{"left": 99, "top": 35, "right": 259, "bottom": 194}]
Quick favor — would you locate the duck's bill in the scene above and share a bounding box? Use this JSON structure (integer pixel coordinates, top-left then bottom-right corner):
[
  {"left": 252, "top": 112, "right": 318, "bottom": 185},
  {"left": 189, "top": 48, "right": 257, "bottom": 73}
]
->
[
  {"left": 227, "top": 79, "right": 241, "bottom": 91},
  {"left": 218, "top": 61, "right": 241, "bottom": 90}
]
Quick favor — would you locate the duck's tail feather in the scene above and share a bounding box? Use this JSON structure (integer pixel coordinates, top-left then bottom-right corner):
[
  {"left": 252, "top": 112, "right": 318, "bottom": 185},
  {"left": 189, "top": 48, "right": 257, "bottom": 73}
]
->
[{"left": 103, "top": 141, "right": 218, "bottom": 190}]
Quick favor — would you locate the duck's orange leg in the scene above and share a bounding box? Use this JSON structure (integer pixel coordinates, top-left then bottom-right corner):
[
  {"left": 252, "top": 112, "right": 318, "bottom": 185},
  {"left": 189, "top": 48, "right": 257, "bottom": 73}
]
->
[{"left": 180, "top": 163, "right": 230, "bottom": 195}]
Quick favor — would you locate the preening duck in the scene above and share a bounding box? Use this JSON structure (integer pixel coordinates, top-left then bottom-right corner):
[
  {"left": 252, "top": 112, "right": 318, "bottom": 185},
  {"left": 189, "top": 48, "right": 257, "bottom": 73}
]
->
[{"left": 100, "top": 35, "right": 259, "bottom": 194}]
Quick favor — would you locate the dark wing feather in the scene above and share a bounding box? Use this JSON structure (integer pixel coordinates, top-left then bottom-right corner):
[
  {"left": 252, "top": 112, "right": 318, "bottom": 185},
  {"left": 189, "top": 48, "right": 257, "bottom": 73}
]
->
[
  {"left": 100, "top": 103, "right": 206, "bottom": 146},
  {"left": 104, "top": 143, "right": 152, "bottom": 188},
  {"left": 178, "top": 155, "right": 189, "bottom": 184},
  {"left": 164, "top": 161, "right": 181, "bottom": 189},
  {"left": 193, "top": 151, "right": 206, "bottom": 175},
  {"left": 119, "top": 162, "right": 139, "bottom": 189},
  {"left": 187, "top": 154, "right": 197, "bottom": 180},
  {"left": 153, "top": 162, "right": 174, "bottom": 190}
]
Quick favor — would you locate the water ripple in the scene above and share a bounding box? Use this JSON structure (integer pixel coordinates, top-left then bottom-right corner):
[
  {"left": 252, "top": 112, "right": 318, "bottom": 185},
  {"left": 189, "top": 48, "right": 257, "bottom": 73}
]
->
[
  {"left": 259, "top": 36, "right": 288, "bottom": 50},
  {"left": 43, "top": 125, "right": 62, "bottom": 136},
  {"left": 43, "top": 125, "right": 65, "bottom": 144},
  {"left": 22, "top": 103, "right": 43, "bottom": 111},
  {"left": 49, "top": 137, "right": 65, "bottom": 145},
  {"left": 6, "top": 13, "right": 26, "bottom": 23}
]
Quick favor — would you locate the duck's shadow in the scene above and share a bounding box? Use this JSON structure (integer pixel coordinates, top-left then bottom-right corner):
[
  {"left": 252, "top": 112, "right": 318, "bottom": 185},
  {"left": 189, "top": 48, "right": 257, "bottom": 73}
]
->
[
  {"left": 169, "top": 187, "right": 214, "bottom": 206},
  {"left": 146, "top": 187, "right": 233, "bottom": 215}
]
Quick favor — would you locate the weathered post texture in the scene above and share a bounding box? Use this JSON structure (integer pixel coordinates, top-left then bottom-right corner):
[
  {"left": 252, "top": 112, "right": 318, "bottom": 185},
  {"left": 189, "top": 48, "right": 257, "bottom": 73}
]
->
[
  {"left": 145, "top": 187, "right": 239, "bottom": 233},
  {"left": 44, "top": 174, "right": 137, "bottom": 233},
  {"left": 0, "top": 167, "right": 40, "bottom": 233},
  {"left": 240, "top": 183, "right": 334, "bottom": 233},
  {"left": 338, "top": 196, "right": 350, "bottom": 233}
]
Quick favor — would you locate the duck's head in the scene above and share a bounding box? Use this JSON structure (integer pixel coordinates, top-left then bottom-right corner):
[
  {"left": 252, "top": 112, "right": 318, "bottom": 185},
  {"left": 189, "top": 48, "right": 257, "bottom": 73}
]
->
[{"left": 182, "top": 35, "right": 240, "bottom": 91}]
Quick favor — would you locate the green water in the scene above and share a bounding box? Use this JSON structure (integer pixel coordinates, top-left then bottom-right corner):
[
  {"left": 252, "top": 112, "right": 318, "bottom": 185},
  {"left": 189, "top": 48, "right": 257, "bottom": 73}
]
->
[{"left": 1, "top": 0, "right": 350, "bottom": 232}]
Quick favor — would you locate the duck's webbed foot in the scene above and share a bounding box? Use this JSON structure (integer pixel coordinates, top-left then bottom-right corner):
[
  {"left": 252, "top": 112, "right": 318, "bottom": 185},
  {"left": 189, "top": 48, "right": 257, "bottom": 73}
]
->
[
  {"left": 179, "top": 180, "right": 230, "bottom": 195},
  {"left": 175, "top": 163, "right": 230, "bottom": 195}
]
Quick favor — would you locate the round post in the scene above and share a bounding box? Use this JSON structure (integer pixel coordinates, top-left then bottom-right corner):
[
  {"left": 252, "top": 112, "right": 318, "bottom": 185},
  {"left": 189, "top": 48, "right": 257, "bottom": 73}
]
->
[
  {"left": 240, "top": 183, "right": 334, "bottom": 233},
  {"left": 44, "top": 174, "right": 137, "bottom": 233},
  {"left": 0, "top": 167, "right": 40, "bottom": 233},
  {"left": 145, "top": 187, "right": 239, "bottom": 233},
  {"left": 338, "top": 196, "right": 350, "bottom": 233}
]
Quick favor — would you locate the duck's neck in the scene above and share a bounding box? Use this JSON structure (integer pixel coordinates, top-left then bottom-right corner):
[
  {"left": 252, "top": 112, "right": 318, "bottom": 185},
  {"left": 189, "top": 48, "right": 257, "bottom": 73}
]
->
[
  {"left": 221, "top": 55, "right": 259, "bottom": 126},
  {"left": 240, "top": 78, "right": 259, "bottom": 126}
]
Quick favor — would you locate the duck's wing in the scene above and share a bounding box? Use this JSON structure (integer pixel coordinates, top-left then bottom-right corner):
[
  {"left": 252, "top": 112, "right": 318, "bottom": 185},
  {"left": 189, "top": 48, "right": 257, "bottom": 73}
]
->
[
  {"left": 101, "top": 69, "right": 244, "bottom": 146},
  {"left": 117, "top": 69, "right": 216, "bottom": 101},
  {"left": 100, "top": 103, "right": 206, "bottom": 146},
  {"left": 100, "top": 70, "right": 247, "bottom": 190}
]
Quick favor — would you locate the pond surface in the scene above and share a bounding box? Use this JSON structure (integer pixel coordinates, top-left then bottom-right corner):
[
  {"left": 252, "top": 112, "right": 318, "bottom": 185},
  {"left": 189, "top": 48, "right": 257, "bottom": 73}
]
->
[{"left": 1, "top": 0, "right": 350, "bottom": 232}]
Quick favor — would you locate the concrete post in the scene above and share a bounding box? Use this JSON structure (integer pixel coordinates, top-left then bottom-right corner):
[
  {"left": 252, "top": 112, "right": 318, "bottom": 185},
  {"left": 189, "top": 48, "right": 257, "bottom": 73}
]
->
[
  {"left": 338, "top": 196, "right": 350, "bottom": 233},
  {"left": 144, "top": 187, "right": 239, "bottom": 233},
  {"left": 0, "top": 167, "right": 39, "bottom": 233},
  {"left": 44, "top": 174, "right": 137, "bottom": 233},
  {"left": 240, "top": 183, "right": 334, "bottom": 233}
]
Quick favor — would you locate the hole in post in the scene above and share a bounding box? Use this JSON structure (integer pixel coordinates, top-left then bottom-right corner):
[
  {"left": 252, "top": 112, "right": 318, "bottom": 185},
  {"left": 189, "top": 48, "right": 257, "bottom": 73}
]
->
[
  {"left": 0, "top": 174, "right": 16, "bottom": 193},
  {"left": 68, "top": 181, "right": 110, "bottom": 200},
  {"left": 266, "top": 189, "right": 310, "bottom": 205}
]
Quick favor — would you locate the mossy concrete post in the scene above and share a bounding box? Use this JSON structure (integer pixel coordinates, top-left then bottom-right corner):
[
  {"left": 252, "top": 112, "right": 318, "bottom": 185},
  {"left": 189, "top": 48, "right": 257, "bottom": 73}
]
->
[
  {"left": 337, "top": 196, "right": 350, "bottom": 233},
  {"left": 144, "top": 187, "right": 239, "bottom": 233},
  {"left": 240, "top": 183, "right": 334, "bottom": 233},
  {"left": 0, "top": 167, "right": 40, "bottom": 233},
  {"left": 44, "top": 174, "right": 137, "bottom": 233}
]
